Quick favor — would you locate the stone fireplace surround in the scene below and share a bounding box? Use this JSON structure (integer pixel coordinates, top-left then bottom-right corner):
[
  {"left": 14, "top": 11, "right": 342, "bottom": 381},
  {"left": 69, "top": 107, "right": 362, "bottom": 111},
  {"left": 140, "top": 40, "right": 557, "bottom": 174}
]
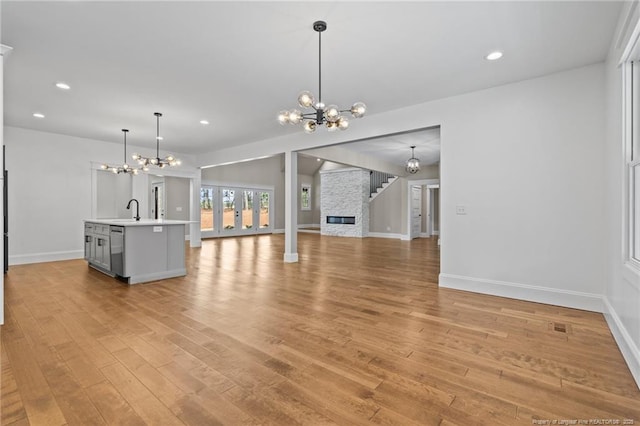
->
[{"left": 320, "top": 168, "right": 369, "bottom": 237}]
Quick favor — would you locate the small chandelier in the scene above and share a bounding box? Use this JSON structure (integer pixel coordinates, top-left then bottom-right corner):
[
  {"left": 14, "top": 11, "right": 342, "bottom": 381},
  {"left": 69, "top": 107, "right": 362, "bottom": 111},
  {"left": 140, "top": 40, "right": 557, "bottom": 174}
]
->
[
  {"left": 132, "top": 112, "right": 181, "bottom": 170},
  {"left": 406, "top": 145, "right": 420, "bottom": 174},
  {"left": 277, "top": 20, "right": 366, "bottom": 133},
  {"left": 101, "top": 129, "right": 141, "bottom": 175}
]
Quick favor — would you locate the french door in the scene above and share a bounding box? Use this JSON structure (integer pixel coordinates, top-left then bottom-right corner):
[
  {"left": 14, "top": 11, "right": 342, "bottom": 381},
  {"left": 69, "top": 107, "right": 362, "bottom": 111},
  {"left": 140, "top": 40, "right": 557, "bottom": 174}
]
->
[{"left": 201, "top": 185, "right": 273, "bottom": 238}]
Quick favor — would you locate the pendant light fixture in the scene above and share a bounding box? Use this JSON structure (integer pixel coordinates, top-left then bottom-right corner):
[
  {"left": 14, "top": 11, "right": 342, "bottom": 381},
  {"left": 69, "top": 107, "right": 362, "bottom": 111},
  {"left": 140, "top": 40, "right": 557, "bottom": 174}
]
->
[
  {"left": 405, "top": 145, "right": 420, "bottom": 174},
  {"left": 132, "top": 112, "right": 181, "bottom": 169},
  {"left": 277, "top": 20, "right": 366, "bottom": 133},
  {"left": 101, "top": 129, "right": 141, "bottom": 175}
]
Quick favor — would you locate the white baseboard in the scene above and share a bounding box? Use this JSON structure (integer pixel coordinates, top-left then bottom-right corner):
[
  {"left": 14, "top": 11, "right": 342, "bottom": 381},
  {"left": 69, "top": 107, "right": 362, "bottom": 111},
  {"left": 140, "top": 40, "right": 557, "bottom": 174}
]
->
[
  {"left": 368, "top": 232, "right": 404, "bottom": 240},
  {"left": 273, "top": 228, "right": 285, "bottom": 234},
  {"left": 603, "top": 297, "right": 640, "bottom": 388},
  {"left": 298, "top": 223, "right": 321, "bottom": 229},
  {"left": 10, "top": 250, "right": 84, "bottom": 266},
  {"left": 283, "top": 252, "right": 299, "bottom": 263},
  {"left": 439, "top": 273, "right": 604, "bottom": 313}
]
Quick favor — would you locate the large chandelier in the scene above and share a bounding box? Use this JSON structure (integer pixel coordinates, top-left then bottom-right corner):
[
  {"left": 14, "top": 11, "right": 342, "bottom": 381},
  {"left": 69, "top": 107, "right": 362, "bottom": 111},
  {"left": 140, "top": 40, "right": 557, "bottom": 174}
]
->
[
  {"left": 101, "top": 129, "right": 141, "bottom": 175},
  {"left": 406, "top": 145, "right": 420, "bottom": 174},
  {"left": 132, "top": 112, "right": 181, "bottom": 169},
  {"left": 277, "top": 20, "right": 366, "bottom": 133}
]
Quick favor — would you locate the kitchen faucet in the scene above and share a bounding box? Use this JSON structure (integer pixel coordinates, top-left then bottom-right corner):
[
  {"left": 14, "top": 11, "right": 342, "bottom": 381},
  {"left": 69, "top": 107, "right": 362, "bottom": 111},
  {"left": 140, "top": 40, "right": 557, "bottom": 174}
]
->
[{"left": 126, "top": 199, "right": 140, "bottom": 221}]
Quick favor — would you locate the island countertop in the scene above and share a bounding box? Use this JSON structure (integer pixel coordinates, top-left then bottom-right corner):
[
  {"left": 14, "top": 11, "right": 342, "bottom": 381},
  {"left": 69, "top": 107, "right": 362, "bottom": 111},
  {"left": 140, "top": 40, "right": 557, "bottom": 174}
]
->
[{"left": 84, "top": 219, "right": 192, "bottom": 227}]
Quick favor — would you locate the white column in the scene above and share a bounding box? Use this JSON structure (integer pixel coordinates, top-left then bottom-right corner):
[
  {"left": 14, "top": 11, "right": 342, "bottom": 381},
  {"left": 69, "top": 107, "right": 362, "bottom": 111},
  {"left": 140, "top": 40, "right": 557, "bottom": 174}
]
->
[
  {"left": 284, "top": 150, "right": 298, "bottom": 262},
  {"left": 189, "top": 171, "right": 202, "bottom": 247}
]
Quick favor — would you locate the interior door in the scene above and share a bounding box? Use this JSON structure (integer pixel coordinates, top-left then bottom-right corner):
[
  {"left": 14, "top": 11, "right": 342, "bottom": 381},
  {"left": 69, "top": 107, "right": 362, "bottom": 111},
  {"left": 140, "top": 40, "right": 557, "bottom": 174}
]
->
[
  {"left": 410, "top": 185, "right": 422, "bottom": 239},
  {"left": 151, "top": 182, "right": 165, "bottom": 220}
]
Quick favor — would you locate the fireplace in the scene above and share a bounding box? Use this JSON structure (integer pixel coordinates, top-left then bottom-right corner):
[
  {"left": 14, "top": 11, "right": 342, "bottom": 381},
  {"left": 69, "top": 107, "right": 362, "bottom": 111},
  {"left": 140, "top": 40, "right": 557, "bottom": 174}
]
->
[{"left": 326, "top": 215, "right": 356, "bottom": 225}]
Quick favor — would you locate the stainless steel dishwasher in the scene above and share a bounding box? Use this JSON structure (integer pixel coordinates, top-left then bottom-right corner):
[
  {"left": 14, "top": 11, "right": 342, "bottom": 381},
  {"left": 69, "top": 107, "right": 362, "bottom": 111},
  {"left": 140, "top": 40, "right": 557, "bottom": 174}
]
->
[{"left": 110, "top": 226, "right": 124, "bottom": 276}]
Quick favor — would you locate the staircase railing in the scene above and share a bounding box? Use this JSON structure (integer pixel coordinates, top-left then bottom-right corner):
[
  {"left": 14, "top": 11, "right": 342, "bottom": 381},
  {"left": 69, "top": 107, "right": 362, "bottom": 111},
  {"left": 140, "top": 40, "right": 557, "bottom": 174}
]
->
[{"left": 370, "top": 171, "right": 396, "bottom": 198}]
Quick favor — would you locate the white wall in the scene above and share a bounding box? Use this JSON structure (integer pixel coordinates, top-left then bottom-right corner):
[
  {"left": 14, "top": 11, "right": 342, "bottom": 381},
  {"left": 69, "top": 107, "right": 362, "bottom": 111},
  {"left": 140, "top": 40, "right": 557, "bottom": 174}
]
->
[
  {"left": 4, "top": 126, "right": 197, "bottom": 265},
  {"left": 96, "top": 171, "right": 132, "bottom": 219},
  {"left": 603, "top": 2, "right": 640, "bottom": 387},
  {"left": 370, "top": 177, "right": 403, "bottom": 235},
  {"left": 439, "top": 64, "right": 606, "bottom": 312}
]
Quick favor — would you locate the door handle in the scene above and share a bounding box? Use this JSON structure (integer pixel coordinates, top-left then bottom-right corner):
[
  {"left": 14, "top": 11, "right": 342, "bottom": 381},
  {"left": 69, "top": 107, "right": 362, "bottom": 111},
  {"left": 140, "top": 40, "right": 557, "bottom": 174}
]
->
[{"left": 85, "top": 235, "right": 92, "bottom": 243}]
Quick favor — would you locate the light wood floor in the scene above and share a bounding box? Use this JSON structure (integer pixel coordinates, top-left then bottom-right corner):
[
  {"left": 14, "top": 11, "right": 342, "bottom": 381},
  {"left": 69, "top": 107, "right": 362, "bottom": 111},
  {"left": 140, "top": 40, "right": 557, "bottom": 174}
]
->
[{"left": 2, "top": 234, "right": 639, "bottom": 425}]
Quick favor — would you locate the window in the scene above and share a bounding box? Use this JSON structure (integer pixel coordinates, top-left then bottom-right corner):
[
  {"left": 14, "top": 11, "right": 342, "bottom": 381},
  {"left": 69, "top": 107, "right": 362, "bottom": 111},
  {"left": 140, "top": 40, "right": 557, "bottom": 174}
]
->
[
  {"left": 626, "top": 60, "right": 640, "bottom": 266},
  {"left": 301, "top": 184, "right": 311, "bottom": 211}
]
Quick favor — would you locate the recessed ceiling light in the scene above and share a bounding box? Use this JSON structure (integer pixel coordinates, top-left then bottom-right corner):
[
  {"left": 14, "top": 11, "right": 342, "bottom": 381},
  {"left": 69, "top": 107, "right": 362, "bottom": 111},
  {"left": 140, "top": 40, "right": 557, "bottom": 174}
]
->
[
  {"left": 199, "top": 120, "right": 209, "bottom": 125},
  {"left": 55, "top": 82, "right": 71, "bottom": 90},
  {"left": 317, "top": 158, "right": 321, "bottom": 162},
  {"left": 485, "top": 51, "right": 503, "bottom": 61},
  {"left": 33, "top": 113, "right": 45, "bottom": 118}
]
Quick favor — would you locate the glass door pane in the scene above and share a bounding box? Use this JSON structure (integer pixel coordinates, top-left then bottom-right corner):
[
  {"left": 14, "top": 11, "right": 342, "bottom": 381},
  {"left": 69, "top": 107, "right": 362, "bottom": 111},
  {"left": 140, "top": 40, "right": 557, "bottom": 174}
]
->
[
  {"left": 242, "top": 190, "right": 254, "bottom": 230},
  {"left": 259, "top": 191, "right": 270, "bottom": 229},
  {"left": 200, "top": 186, "right": 215, "bottom": 232},
  {"left": 222, "top": 189, "right": 236, "bottom": 230}
]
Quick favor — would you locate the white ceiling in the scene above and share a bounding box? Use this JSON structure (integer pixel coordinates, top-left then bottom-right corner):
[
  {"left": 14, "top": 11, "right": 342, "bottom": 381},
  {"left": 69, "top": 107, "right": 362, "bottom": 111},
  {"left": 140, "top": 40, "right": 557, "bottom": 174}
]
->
[{"left": 2, "top": 1, "right": 622, "bottom": 168}]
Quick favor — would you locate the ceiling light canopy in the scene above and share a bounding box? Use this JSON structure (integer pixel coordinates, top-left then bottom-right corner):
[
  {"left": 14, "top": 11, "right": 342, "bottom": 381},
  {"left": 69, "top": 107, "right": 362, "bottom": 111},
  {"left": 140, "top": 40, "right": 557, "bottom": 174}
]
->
[
  {"left": 132, "top": 112, "right": 181, "bottom": 169},
  {"left": 101, "top": 129, "right": 141, "bottom": 175},
  {"left": 278, "top": 20, "right": 366, "bottom": 133},
  {"left": 406, "top": 145, "right": 420, "bottom": 174}
]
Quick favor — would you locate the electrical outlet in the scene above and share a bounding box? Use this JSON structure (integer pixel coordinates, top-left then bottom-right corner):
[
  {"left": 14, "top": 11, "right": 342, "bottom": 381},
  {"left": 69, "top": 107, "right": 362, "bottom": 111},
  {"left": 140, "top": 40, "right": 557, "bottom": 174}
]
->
[{"left": 456, "top": 205, "right": 467, "bottom": 215}]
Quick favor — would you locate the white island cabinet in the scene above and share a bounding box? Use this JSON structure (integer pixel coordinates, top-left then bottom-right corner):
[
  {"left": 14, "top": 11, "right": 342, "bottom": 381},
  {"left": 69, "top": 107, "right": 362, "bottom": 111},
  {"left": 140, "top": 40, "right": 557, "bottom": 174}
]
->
[{"left": 84, "top": 219, "right": 190, "bottom": 284}]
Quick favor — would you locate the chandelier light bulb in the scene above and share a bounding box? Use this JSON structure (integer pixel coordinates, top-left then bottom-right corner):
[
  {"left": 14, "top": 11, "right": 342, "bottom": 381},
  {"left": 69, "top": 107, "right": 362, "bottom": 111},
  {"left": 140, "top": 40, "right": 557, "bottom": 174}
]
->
[
  {"left": 278, "top": 110, "right": 290, "bottom": 125},
  {"left": 326, "top": 121, "right": 338, "bottom": 131},
  {"left": 100, "top": 164, "right": 108, "bottom": 170},
  {"left": 325, "top": 105, "right": 340, "bottom": 122},
  {"left": 298, "top": 91, "right": 315, "bottom": 108},
  {"left": 337, "top": 117, "right": 349, "bottom": 130},
  {"left": 303, "top": 121, "right": 317, "bottom": 133},
  {"left": 351, "top": 102, "right": 366, "bottom": 118},
  {"left": 289, "top": 109, "right": 302, "bottom": 124}
]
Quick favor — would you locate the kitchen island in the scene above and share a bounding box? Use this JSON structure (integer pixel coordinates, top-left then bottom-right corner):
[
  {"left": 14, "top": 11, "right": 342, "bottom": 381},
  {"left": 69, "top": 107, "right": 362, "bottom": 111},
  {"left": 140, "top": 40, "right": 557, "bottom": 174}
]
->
[{"left": 84, "top": 219, "right": 190, "bottom": 284}]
